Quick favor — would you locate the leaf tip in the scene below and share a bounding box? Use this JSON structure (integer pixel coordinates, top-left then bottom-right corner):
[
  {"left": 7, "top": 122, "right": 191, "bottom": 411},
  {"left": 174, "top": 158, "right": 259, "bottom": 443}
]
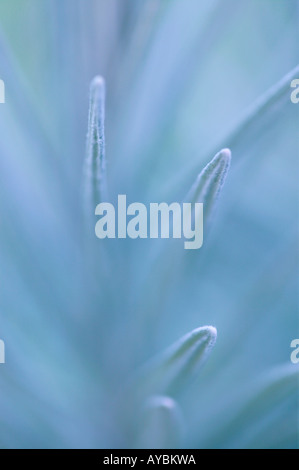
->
[
  {"left": 194, "top": 325, "right": 217, "bottom": 347},
  {"left": 213, "top": 148, "right": 232, "bottom": 171},
  {"left": 90, "top": 75, "right": 105, "bottom": 90},
  {"left": 220, "top": 147, "right": 232, "bottom": 162}
]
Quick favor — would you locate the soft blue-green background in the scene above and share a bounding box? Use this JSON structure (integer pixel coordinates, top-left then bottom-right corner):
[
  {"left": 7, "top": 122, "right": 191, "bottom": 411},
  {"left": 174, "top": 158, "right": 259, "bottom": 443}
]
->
[{"left": 0, "top": 0, "right": 298, "bottom": 448}]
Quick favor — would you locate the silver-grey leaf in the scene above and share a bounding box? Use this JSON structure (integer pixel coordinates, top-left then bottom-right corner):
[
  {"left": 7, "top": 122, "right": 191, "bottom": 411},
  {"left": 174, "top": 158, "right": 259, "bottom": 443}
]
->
[
  {"left": 83, "top": 76, "right": 107, "bottom": 224},
  {"left": 136, "top": 395, "right": 183, "bottom": 449}
]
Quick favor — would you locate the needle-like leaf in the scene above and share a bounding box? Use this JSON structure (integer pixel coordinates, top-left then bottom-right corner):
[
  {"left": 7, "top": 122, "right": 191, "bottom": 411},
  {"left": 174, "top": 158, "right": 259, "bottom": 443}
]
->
[
  {"left": 132, "top": 326, "right": 217, "bottom": 398},
  {"left": 83, "top": 76, "right": 107, "bottom": 223},
  {"left": 137, "top": 395, "right": 183, "bottom": 449},
  {"left": 168, "top": 64, "right": 299, "bottom": 197},
  {"left": 208, "top": 365, "right": 299, "bottom": 449},
  {"left": 185, "top": 148, "right": 231, "bottom": 222},
  {"left": 120, "top": 326, "right": 217, "bottom": 439},
  {"left": 136, "top": 149, "right": 231, "bottom": 322}
]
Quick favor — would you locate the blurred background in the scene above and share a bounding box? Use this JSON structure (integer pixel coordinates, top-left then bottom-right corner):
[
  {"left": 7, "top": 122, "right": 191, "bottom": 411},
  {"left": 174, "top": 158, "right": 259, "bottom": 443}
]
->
[{"left": 0, "top": 0, "right": 298, "bottom": 449}]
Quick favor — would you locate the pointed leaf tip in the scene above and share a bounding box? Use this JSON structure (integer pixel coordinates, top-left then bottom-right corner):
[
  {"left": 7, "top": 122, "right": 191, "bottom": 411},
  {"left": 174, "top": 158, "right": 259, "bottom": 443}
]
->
[
  {"left": 217, "top": 148, "right": 231, "bottom": 165},
  {"left": 89, "top": 76, "right": 105, "bottom": 107},
  {"left": 160, "top": 325, "right": 217, "bottom": 394},
  {"left": 186, "top": 148, "right": 231, "bottom": 221},
  {"left": 91, "top": 75, "right": 105, "bottom": 88},
  {"left": 123, "top": 326, "right": 218, "bottom": 425},
  {"left": 137, "top": 325, "right": 217, "bottom": 397},
  {"left": 167, "top": 325, "right": 217, "bottom": 363},
  {"left": 137, "top": 395, "right": 183, "bottom": 449}
]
